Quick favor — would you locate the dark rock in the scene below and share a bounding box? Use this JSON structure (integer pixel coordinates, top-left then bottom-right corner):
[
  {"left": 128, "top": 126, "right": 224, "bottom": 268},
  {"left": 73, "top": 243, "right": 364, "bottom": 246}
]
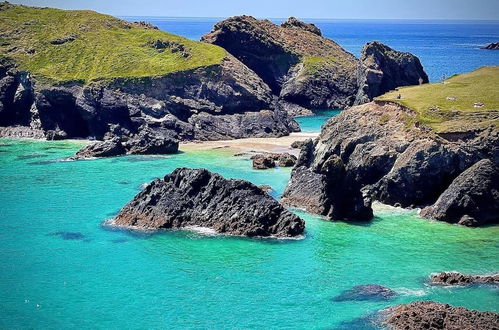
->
[
  {"left": 332, "top": 284, "right": 397, "bottom": 302},
  {"left": 251, "top": 152, "right": 297, "bottom": 169},
  {"left": 430, "top": 272, "right": 499, "bottom": 286},
  {"left": 420, "top": 159, "right": 499, "bottom": 226},
  {"left": 258, "top": 184, "right": 273, "bottom": 193},
  {"left": 280, "top": 17, "right": 322, "bottom": 36},
  {"left": 50, "top": 35, "right": 77, "bottom": 45},
  {"left": 72, "top": 138, "right": 125, "bottom": 159},
  {"left": 123, "top": 130, "right": 179, "bottom": 155},
  {"left": 114, "top": 168, "right": 305, "bottom": 237},
  {"left": 355, "top": 41, "right": 429, "bottom": 104},
  {"left": 381, "top": 301, "right": 499, "bottom": 330},
  {"left": 48, "top": 231, "right": 85, "bottom": 240},
  {"left": 133, "top": 21, "right": 159, "bottom": 30},
  {"left": 481, "top": 42, "right": 499, "bottom": 50},
  {"left": 282, "top": 101, "right": 498, "bottom": 223},
  {"left": 291, "top": 140, "right": 307, "bottom": 149}
]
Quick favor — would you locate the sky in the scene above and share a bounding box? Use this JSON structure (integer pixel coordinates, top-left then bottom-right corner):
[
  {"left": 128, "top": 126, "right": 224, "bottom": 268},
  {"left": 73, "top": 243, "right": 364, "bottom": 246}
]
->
[{"left": 10, "top": 0, "right": 499, "bottom": 20}]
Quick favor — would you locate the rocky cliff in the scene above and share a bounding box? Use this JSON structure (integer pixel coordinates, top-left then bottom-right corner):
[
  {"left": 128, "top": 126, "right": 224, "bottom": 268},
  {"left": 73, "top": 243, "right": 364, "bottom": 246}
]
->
[
  {"left": 282, "top": 99, "right": 498, "bottom": 225},
  {"left": 202, "top": 16, "right": 428, "bottom": 113},
  {"left": 0, "top": 4, "right": 299, "bottom": 143},
  {"left": 114, "top": 168, "right": 305, "bottom": 237}
]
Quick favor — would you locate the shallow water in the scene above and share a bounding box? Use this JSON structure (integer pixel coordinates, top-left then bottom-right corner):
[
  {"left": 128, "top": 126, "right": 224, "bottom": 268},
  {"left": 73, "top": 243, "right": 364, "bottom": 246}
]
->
[
  {"left": 295, "top": 109, "right": 341, "bottom": 132},
  {"left": 0, "top": 139, "right": 498, "bottom": 329}
]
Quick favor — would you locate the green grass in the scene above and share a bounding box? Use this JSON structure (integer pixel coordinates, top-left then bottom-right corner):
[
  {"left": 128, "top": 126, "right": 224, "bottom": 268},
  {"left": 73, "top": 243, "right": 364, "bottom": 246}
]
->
[
  {"left": 0, "top": 4, "right": 226, "bottom": 84},
  {"left": 377, "top": 66, "right": 499, "bottom": 132}
]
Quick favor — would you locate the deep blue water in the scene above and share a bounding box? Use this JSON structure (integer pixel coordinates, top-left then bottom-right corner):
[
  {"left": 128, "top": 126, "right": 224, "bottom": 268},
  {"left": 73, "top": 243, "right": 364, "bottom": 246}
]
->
[{"left": 123, "top": 17, "right": 499, "bottom": 82}]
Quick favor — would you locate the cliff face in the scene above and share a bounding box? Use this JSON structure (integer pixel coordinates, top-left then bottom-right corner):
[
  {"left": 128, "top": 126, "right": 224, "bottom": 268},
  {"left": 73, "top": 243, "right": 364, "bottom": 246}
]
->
[
  {"left": 0, "top": 5, "right": 299, "bottom": 141},
  {"left": 202, "top": 16, "right": 428, "bottom": 113},
  {"left": 282, "top": 100, "right": 498, "bottom": 225}
]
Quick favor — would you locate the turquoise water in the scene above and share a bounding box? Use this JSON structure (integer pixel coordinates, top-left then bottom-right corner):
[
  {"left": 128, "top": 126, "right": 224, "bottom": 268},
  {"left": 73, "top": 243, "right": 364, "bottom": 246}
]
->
[
  {"left": 0, "top": 139, "right": 498, "bottom": 329},
  {"left": 295, "top": 109, "right": 341, "bottom": 133}
]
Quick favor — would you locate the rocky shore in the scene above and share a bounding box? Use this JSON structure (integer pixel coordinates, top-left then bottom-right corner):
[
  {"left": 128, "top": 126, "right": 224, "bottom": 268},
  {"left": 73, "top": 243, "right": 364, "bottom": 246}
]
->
[
  {"left": 430, "top": 272, "right": 499, "bottom": 286},
  {"left": 381, "top": 301, "right": 499, "bottom": 330},
  {"left": 114, "top": 168, "right": 305, "bottom": 237},
  {"left": 282, "top": 100, "right": 499, "bottom": 225}
]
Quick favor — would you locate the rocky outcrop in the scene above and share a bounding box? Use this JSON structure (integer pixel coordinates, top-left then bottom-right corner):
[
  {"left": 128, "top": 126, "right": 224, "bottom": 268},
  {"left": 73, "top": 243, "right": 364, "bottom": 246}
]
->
[
  {"left": 114, "top": 168, "right": 305, "bottom": 237},
  {"left": 332, "top": 284, "right": 397, "bottom": 302},
  {"left": 355, "top": 41, "right": 429, "bottom": 104},
  {"left": 481, "top": 42, "right": 499, "bottom": 50},
  {"left": 420, "top": 159, "right": 499, "bottom": 226},
  {"left": 282, "top": 101, "right": 499, "bottom": 224},
  {"left": 430, "top": 272, "right": 499, "bottom": 286},
  {"left": 381, "top": 301, "right": 499, "bottom": 330},
  {"left": 252, "top": 152, "right": 297, "bottom": 169},
  {"left": 202, "top": 16, "right": 427, "bottom": 112}
]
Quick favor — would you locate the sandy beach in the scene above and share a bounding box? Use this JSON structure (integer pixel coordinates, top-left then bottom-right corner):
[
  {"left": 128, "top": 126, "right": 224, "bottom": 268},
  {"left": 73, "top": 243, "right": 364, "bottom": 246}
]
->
[{"left": 179, "top": 132, "right": 319, "bottom": 155}]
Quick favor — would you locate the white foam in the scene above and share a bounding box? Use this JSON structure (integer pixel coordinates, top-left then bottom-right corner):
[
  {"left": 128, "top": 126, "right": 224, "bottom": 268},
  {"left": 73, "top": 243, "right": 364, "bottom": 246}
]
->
[
  {"left": 184, "top": 226, "right": 218, "bottom": 236},
  {"left": 396, "top": 287, "right": 428, "bottom": 297}
]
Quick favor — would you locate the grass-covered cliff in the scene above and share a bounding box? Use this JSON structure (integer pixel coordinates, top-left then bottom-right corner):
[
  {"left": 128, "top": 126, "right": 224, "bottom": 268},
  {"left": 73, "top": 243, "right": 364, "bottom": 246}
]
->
[
  {"left": 378, "top": 66, "right": 499, "bottom": 132},
  {"left": 0, "top": 2, "right": 226, "bottom": 83}
]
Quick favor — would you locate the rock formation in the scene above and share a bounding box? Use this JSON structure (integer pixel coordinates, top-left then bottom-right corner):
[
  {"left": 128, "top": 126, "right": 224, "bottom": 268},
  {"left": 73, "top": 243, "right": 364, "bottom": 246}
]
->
[
  {"left": 282, "top": 100, "right": 499, "bottom": 224},
  {"left": 420, "top": 159, "right": 499, "bottom": 226},
  {"left": 331, "top": 284, "right": 397, "bottom": 302},
  {"left": 481, "top": 42, "right": 499, "bottom": 50},
  {"left": 430, "top": 272, "right": 499, "bottom": 286},
  {"left": 381, "top": 301, "right": 499, "bottom": 330},
  {"left": 202, "top": 16, "right": 428, "bottom": 113},
  {"left": 355, "top": 41, "right": 429, "bottom": 104},
  {"left": 252, "top": 153, "right": 297, "bottom": 169},
  {"left": 114, "top": 168, "right": 305, "bottom": 237},
  {"left": 0, "top": 5, "right": 299, "bottom": 146}
]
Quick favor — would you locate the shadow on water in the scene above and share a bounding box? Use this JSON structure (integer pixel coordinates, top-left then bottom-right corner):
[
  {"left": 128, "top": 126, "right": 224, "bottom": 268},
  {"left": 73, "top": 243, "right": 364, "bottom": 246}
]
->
[{"left": 47, "top": 231, "right": 87, "bottom": 241}]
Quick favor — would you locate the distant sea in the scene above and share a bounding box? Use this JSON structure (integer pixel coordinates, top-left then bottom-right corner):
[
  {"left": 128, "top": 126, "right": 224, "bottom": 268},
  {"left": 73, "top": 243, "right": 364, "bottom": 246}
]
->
[{"left": 122, "top": 17, "right": 499, "bottom": 82}]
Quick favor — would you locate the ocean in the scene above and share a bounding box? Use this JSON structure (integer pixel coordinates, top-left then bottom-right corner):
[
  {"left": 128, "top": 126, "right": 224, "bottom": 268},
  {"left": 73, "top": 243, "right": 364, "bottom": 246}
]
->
[{"left": 0, "top": 18, "right": 498, "bottom": 329}]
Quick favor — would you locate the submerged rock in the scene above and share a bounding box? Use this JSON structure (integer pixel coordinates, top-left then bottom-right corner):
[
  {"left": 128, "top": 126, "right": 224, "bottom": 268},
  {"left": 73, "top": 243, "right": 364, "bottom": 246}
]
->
[
  {"left": 332, "top": 284, "right": 397, "bottom": 302},
  {"left": 430, "top": 272, "right": 499, "bottom": 286},
  {"left": 381, "top": 301, "right": 499, "bottom": 330},
  {"left": 420, "top": 159, "right": 499, "bottom": 226},
  {"left": 114, "top": 168, "right": 305, "bottom": 237}
]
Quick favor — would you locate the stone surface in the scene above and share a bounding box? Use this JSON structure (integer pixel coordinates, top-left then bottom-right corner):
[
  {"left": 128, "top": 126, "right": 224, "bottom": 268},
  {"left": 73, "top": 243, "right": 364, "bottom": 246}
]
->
[
  {"left": 381, "top": 301, "right": 499, "bottom": 330},
  {"left": 114, "top": 168, "right": 305, "bottom": 237},
  {"left": 332, "top": 284, "right": 397, "bottom": 302},
  {"left": 430, "top": 272, "right": 499, "bottom": 286},
  {"left": 73, "top": 138, "right": 126, "bottom": 159},
  {"left": 282, "top": 100, "right": 499, "bottom": 224},
  {"left": 355, "top": 41, "right": 429, "bottom": 104},
  {"left": 420, "top": 159, "right": 499, "bottom": 226}
]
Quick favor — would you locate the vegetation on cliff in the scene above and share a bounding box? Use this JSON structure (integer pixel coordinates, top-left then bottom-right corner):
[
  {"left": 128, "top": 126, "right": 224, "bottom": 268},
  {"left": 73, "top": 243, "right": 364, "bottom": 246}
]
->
[
  {"left": 378, "top": 66, "right": 499, "bottom": 132},
  {"left": 0, "top": 2, "right": 226, "bottom": 83}
]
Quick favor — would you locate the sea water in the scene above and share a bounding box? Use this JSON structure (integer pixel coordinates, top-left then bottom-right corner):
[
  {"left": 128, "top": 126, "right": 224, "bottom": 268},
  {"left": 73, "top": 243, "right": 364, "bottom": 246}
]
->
[{"left": 0, "top": 139, "right": 498, "bottom": 329}]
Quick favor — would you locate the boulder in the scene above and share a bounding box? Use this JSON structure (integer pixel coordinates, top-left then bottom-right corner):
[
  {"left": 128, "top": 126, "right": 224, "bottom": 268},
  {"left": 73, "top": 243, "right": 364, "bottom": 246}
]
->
[
  {"left": 420, "top": 159, "right": 499, "bottom": 226},
  {"left": 280, "top": 17, "right": 322, "bottom": 36},
  {"left": 73, "top": 138, "right": 126, "bottom": 159},
  {"left": 332, "top": 284, "right": 397, "bottom": 302},
  {"left": 430, "top": 272, "right": 499, "bottom": 286},
  {"left": 291, "top": 140, "right": 307, "bottom": 149},
  {"left": 251, "top": 152, "right": 297, "bottom": 169},
  {"left": 114, "top": 168, "right": 305, "bottom": 237},
  {"left": 381, "top": 301, "right": 499, "bottom": 330}
]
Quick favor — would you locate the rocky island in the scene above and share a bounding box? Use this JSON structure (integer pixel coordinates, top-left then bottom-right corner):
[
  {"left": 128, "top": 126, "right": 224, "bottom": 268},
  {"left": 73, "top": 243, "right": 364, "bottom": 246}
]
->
[
  {"left": 113, "top": 168, "right": 305, "bottom": 237},
  {"left": 282, "top": 67, "right": 499, "bottom": 225},
  {"left": 202, "top": 16, "right": 428, "bottom": 115}
]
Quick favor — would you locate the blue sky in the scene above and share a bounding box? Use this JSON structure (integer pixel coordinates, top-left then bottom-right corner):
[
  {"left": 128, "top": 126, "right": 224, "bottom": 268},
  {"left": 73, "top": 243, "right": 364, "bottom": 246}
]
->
[{"left": 10, "top": 0, "right": 499, "bottom": 20}]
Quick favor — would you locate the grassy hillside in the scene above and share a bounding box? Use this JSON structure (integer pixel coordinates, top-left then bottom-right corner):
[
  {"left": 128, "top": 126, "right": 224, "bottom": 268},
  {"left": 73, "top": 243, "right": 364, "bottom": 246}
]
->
[
  {"left": 0, "top": 3, "right": 226, "bottom": 84},
  {"left": 378, "top": 66, "right": 499, "bottom": 132}
]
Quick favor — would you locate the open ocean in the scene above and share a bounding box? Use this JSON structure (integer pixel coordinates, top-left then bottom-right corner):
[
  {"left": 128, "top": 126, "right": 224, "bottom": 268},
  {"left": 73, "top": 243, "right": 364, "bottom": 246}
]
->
[{"left": 0, "top": 18, "right": 498, "bottom": 329}]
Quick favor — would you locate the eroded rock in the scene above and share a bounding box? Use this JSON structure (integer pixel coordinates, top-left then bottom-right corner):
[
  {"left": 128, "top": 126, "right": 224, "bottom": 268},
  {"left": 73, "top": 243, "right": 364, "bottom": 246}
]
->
[
  {"left": 430, "top": 272, "right": 499, "bottom": 286},
  {"left": 114, "top": 168, "right": 305, "bottom": 237}
]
